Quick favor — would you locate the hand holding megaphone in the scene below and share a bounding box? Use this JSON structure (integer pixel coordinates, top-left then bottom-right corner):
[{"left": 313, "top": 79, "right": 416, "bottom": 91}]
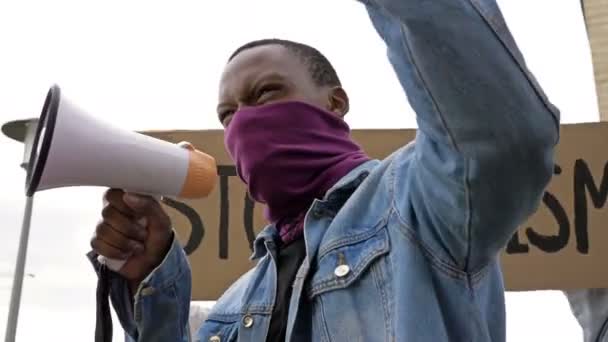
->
[
  {"left": 93, "top": 188, "right": 172, "bottom": 283},
  {"left": 93, "top": 142, "right": 197, "bottom": 279}
]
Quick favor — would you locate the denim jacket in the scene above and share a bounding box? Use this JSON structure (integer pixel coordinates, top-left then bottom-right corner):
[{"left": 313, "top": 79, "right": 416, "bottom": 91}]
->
[{"left": 102, "top": 0, "right": 560, "bottom": 341}]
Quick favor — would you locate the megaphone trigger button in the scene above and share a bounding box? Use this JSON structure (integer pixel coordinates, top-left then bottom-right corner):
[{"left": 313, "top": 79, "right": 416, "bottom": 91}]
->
[
  {"left": 177, "top": 141, "right": 195, "bottom": 151},
  {"left": 137, "top": 217, "right": 148, "bottom": 228}
]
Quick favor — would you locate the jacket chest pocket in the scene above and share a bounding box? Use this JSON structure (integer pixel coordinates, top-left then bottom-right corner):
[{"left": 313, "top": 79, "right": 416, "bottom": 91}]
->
[
  {"left": 307, "top": 227, "right": 392, "bottom": 342},
  {"left": 197, "top": 315, "right": 239, "bottom": 342}
]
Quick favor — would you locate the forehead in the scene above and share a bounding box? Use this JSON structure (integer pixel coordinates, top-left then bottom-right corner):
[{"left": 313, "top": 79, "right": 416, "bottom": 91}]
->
[{"left": 219, "top": 44, "right": 310, "bottom": 98}]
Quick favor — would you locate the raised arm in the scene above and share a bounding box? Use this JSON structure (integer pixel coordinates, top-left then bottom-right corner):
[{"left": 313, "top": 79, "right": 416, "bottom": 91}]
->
[{"left": 361, "top": 0, "right": 559, "bottom": 271}]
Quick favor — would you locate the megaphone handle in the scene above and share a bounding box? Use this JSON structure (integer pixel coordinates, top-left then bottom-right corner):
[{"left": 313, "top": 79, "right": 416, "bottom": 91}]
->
[{"left": 97, "top": 255, "right": 128, "bottom": 272}]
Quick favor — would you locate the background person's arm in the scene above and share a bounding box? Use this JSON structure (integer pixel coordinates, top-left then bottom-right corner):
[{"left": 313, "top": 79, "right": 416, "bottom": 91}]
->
[
  {"left": 189, "top": 303, "right": 213, "bottom": 341},
  {"left": 565, "top": 289, "right": 608, "bottom": 341}
]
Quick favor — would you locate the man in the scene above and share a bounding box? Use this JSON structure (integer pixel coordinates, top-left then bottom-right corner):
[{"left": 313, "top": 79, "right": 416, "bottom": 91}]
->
[{"left": 90, "top": 0, "right": 560, "bottom": 341}]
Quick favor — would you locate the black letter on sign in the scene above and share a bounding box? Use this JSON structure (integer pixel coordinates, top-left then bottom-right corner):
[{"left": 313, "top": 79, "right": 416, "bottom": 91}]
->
[
  {"left": 505, "top": 164, "right": 566, "bottom": 255},
  {"left": 217, "top": 165, "right": 237, "bottom": 259},
  {"left": 525, "top": 191, "right": 570, "bottom": 253},
  {"left": 524, "top": 164, "right": 569, "bottom": 253},
  {"left": 162, "top": 197, "right": 204, "bottom": 255},
  {"left": 506, "top": 232, "right": 529, "bottom": 254},
  {"left": 574, "top": 159, "right": 608, "bottom": 254},
  {"left": 244, "top": 194, "right": 256, "bottom": 251}
]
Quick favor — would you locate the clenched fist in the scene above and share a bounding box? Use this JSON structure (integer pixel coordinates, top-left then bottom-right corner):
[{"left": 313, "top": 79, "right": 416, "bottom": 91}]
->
[{"left": 91, "top": 189, "right": 173, "bottom": 286}]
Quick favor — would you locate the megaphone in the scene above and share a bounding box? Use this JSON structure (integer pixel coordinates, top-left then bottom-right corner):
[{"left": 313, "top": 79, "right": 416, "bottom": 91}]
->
[{"left": 26, "top": 84, "right": 218, "bottom": 269}]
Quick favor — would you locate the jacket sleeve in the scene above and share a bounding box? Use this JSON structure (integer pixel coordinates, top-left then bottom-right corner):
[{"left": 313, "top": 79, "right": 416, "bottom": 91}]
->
[
  {"left": 361, "top": 0, "right": 560, "bottom": 271},
  {"left": 90, "top": 232, "right": 192, "bottom": 342},
  {"left": 565, "top": 289, "right": 608, "bottom": 342}
]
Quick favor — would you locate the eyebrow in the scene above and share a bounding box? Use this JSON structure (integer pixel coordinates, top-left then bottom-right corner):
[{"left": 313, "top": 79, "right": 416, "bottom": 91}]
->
[
  {"left": 216, "top": 72, "right": 287, "bottom": 115},
  {"left": 250, "top": 72, "right": 286, "bottom": 89}
]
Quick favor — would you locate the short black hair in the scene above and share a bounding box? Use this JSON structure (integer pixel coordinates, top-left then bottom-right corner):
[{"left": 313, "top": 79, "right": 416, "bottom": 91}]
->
[{"left": 228, "top": 38, "right": 341, "bottom": 87}]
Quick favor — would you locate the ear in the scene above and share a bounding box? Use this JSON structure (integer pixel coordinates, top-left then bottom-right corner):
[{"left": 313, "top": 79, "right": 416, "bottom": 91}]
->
[{"left": 327, "top": 87, "right": 349, "bottom": 118}]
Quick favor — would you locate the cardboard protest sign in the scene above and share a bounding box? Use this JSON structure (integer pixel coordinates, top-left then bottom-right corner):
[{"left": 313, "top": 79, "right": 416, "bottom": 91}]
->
[{"left": 146, "top": 122, "right": 608, "bottom": 300}]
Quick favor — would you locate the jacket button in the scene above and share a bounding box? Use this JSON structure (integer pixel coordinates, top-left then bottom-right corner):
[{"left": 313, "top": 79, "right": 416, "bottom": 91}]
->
[
  {"left": 209, "top": 336, "right": 221, "bottom": 342},
  {"left": 334, "top": 264, "right": 350, "bottom": 278},
  {"left": 140, "top": 286, "right": 155, "bottom": 297},
  {"left": 242, "top": 315, "right": 254, "bottom": 328}
]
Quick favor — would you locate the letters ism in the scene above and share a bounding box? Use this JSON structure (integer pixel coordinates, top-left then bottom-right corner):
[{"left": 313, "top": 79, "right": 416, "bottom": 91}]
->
[{"left": 163, "top": 160, "right": 608, "bottom": 259}]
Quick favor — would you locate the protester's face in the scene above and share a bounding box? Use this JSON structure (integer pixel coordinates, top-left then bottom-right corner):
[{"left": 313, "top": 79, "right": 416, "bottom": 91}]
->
[{"left": 217, "top": 44, "right": 347, "bottom": 127}]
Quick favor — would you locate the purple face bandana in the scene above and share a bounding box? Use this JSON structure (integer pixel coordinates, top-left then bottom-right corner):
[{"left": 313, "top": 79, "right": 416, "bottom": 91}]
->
[{"left": 224, "top": 101, "right": 369, "bottom": 244}]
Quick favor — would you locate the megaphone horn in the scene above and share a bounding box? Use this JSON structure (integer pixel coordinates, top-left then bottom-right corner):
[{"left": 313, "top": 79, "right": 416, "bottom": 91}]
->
[
  {"left": 26, "top": 84, "right": 218, "bottom": 199},
  {"left": 26, "top": 84, "right": 218, "bottom": 272}
]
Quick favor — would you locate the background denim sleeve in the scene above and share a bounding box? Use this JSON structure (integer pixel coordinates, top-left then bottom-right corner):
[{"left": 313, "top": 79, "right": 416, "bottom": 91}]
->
[
  {"left": 360, "top": 0, "right": 560, "bottom": 271},
  {"left": 565, "top": 289, "right": 608, "bottom": 342},
  {"left": 91, "top": 233, "right": 192, "bottom": 342}
]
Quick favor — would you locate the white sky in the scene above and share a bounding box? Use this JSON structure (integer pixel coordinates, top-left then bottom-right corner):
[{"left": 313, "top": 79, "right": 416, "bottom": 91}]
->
[{"left": 0, "top": 0, "right": 600, "bottom": 341}]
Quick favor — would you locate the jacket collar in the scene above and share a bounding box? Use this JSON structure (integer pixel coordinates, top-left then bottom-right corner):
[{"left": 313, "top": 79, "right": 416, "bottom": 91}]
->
[{"left": 250, "top": 160, "right": 380, "bottom": 260}]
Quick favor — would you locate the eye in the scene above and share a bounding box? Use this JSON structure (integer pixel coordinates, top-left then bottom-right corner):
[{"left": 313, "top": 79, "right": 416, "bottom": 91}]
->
[
  {"left": 255, "top": 84, "right": 282, "bottom": 103},
  {"left": 218, "top": 109, "right": 235, "bottom": 126}
]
